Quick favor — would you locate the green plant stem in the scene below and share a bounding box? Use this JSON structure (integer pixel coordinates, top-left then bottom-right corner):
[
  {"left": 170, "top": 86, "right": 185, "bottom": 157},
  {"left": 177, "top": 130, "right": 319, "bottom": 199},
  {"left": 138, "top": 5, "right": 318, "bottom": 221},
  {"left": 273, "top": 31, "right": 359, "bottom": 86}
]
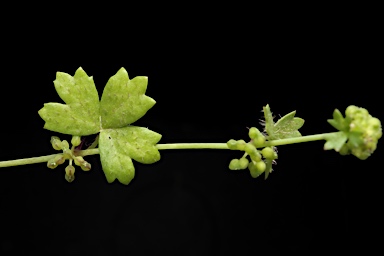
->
[
  {"left": 263, "top": 132, "right": 340, "bottom": 147},
  {"left": 156, "top": 132, "right": 341, "bottom": 149},
  {"left": 0, "top": 132, "right": 341, "bottom": 168},
  {"left": 0, "top": 154, "right": 61, "bottom": 168},
  {"left": 0, "top": 149, "right": 100, "bottom": 168},
  {"left": 156, "top": 143, "right": 229, "bottom": 150}
]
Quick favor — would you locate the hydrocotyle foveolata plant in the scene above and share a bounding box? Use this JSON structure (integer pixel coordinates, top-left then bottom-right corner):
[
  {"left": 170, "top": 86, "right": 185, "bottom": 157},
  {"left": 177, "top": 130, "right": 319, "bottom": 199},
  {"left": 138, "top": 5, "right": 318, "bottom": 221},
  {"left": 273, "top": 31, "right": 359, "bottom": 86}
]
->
[{"left": 0, "top": 67, "right": 381, "bottom": 185}]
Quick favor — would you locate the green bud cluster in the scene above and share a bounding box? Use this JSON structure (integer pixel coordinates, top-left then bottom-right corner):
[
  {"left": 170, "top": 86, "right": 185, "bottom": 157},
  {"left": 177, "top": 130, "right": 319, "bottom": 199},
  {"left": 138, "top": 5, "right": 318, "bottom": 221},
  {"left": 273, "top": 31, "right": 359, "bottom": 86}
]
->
[
  {"left": 343, "top": 106, "right": 382, "bottom": 160},
  {"left": 227, "top": 127, "right": 278, "bottom": 179},
  {"left": 47, "top": 135, "right": 91, "bottom": 182}
]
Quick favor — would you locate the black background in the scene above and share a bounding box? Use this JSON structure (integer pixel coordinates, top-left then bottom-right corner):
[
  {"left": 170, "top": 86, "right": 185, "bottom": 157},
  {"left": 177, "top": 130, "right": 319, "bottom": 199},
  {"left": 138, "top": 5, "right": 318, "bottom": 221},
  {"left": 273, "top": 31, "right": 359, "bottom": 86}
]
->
[{"left": 0, "top": 10, "right": 382, "bottom": 256}]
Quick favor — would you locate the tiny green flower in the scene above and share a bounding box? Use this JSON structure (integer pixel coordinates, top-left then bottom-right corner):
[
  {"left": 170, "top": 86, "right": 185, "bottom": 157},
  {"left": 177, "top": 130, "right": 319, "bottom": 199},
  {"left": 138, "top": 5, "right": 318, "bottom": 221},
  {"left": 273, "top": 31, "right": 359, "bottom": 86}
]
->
[
  {"left": 50, "top": 136, "right": 63, "bottom": 151},
  {"left": 71, "top": 136, "right": 81, "bottom": 147},
  {"left": 65, "top": 165, "right": 75, "bottom": 182}
]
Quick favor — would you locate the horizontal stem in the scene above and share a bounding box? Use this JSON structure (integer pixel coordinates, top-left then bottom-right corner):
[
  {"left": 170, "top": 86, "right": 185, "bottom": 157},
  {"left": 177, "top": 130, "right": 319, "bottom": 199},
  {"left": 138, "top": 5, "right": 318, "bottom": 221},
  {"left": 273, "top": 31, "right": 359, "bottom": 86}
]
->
[
  {"left": 77, "top": 148, "right": 100, "bottom": 157},
  {"left": 156, "top": 132, "right": 340, "bottom": 150},
  {"left": 264, "top": 132, "right": 340, "bottom": 147},
  {"left": 0, "top": 153, "right": 61, "bottom": 168},
  {"left": 156, "top": 143, "right": 229, "bottom": 150},
  {"left": 0, "top": 149, "right": 101, "bottom": 168},
  {"left": 0, "top": 132, "right": 340, "bottom": 168}
]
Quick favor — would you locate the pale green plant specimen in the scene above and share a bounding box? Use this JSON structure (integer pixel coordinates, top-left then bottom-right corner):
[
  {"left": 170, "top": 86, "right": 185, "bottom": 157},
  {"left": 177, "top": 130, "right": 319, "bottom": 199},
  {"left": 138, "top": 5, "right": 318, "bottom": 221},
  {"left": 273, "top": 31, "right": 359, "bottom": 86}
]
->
[{"left": 0, "top": 67, "right": 381, "bottom": 185}]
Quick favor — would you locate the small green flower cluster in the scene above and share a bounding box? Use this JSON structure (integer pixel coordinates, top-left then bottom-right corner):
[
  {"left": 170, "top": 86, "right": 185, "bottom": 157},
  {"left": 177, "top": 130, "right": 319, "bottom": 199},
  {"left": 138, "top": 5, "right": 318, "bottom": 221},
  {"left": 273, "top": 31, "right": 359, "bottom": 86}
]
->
[
  {"left": 47, "top": 136, "right": 91, "bottom": 182},
  {"left": 339, "top": 106, "right": 382, "bottom": 160},
  {"left": 227, "top": 127, "right": 278, "bottom": 179}
]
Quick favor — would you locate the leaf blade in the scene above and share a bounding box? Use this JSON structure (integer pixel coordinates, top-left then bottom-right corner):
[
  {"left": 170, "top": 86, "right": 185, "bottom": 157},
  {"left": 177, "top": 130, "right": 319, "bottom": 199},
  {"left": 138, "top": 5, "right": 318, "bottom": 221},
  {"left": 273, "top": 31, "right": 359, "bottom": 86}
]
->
[
  {"left": 327, "top": 109, "right": 347, "bottom": 131},
  {"left": 99, "top": 126, "right": 162, "bottom": 185},
  {"left": 291, "top": 117, "right": 305, "bottom": 130},
  {"left": 274, "top": 110, "right": 295, "bottom": 128},
  {"left": 266, "top": 108, "right": 304, "bottom": 140},
  {"left": 99, "top": 130, "right": 135, "bottom": 185},
  {"left": 38, "top": 103, "right": 100, "bottom": 135},
  {"left": 100, "top": 68, "right": 156, "bottom": 129},
  {"left": 324, "top": 132, "right": 348, "bottom": 151},
  {"left": 38, "top": 67, "right": 100, "bottom": 135},
  {"left": 54, "top": 67, "right": 100, "bottom": 106}
]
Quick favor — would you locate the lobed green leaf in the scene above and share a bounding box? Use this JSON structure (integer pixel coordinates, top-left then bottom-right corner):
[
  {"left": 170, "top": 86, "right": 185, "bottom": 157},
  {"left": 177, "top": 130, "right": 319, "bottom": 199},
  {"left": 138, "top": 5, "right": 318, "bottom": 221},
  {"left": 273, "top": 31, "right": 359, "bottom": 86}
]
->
[
  {"left": 327, "top": 109, "right": 347, "bottom": 131},
  {"left": 100, "top": 68, "right": 156, "bottom": 129},
  {"left": 273, "top": 112, "right": 304, "bottom": 139},
  {"left": 38, "top": 67, "right": 100, "bottom": 135},
  {"left": 264, "top": 107, "right": 304, "bottom": 140},
  {"left": 324, "top": 132, "right": 348, "bottom": 151},
  {"left": 99, "top": 126, "right": 161, "bottom": 185}
]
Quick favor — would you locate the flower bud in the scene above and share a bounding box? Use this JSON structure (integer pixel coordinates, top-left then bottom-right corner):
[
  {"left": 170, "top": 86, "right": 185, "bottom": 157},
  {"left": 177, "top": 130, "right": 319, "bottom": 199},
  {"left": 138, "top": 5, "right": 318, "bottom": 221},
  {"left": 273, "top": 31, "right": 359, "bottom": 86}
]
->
[
  {"left": 236, "top": 140, "right": 247, "bottom": 151},
  {"left": 261, "top": 147, "right": 277, "bottom": 159},
  {"left": 73, "top": 156, "right": 85, "bottom": 166},
  {"left": 248, "top": 161, "right": 265, "bottom": 178},
  {"left": 61, "top": 140, "right": 70, "bottom": 150},
  {"left": 239, "top": 158, "right": 249, "bottom": 170},
  {"left": 80, "top": 161, "right": 91, "bottom": 171},
  {"left": 252, "top": 136, "right": 265, "bottom": 148},
  {"left": 71, "top": 136, "right": 81, "bottom": 147},
  {"left": 65, "top": 165, "right": 75, "bottom": 182},
  {"left": 226, "top": 139, "right": 237, "bottom": 150},
  {"left": 229, "top": 159, "right": 240, "bottom": 170},
  {"left": 50, "top": 136, "right": 63, "bottom": 150},
  {"left": 47, "top": 154, "right": 65, "bottom": 169},
  {"left": 73, "top": 156, "right": 91, "bottom": 171},
  {"left": 248, "top": 127, "right": 260, "bottom": 139},
  {"left": 54, "top": 154, "right": 65, "bottom": 165},
  {"left": 47, "top": 158, "right": 58, "bottom": 169}
]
